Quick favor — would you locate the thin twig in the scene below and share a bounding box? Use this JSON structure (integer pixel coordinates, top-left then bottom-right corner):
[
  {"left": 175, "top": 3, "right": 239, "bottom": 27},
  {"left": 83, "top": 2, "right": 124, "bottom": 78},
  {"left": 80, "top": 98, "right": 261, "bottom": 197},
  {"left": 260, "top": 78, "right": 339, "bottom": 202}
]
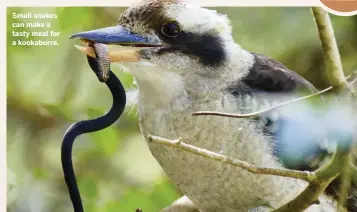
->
[
  {"left": 351, "top": 77, "right": 357, "bottom": 85},
  {"left": 147, "top": 135, "right": 315, "bottom": 182},
  {"left": 192, "top": 70, "right": 357, "bottom": 119},
  {"left": 192, "top": 87, "right": 331, "bottom": 118}
]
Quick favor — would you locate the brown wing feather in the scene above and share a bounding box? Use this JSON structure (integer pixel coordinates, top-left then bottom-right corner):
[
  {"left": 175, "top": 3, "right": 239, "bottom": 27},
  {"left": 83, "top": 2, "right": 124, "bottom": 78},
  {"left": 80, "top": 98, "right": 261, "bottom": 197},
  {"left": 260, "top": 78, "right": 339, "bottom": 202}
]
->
[{"left": 242, "top": 52, "right": 317, "bottom": 94}]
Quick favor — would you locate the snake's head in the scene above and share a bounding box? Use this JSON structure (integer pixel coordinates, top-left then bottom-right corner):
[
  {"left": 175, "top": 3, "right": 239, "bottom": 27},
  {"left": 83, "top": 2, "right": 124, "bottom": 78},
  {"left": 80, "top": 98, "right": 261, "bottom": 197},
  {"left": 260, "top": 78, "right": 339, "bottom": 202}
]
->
[{"left": 69, "top": 25, "right": 164, "bottom": 63}]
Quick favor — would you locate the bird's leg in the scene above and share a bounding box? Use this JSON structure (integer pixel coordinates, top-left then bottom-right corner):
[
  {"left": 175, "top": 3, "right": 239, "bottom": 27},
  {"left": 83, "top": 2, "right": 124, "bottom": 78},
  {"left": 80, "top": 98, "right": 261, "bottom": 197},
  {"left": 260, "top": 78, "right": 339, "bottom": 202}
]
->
[{"left": 161, "top": 196, "right": 200, "bottom": 212}]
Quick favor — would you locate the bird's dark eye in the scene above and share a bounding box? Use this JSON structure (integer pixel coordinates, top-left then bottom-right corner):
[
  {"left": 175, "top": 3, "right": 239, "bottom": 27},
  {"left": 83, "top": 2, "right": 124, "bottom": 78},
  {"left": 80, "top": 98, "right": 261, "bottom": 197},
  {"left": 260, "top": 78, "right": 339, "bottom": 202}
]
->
[{"left": 161, "top": 22, "right": 181, "bottom": 37}]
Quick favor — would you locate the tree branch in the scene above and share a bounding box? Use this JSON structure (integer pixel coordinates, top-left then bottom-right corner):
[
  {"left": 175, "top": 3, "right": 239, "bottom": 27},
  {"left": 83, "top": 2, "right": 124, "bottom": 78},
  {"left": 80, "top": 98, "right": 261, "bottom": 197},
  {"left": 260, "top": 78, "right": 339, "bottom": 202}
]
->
[
  {"left": 148, "top": 135, "right": 349, "bottom": 212},
  {"left": 311, "top": 8, "right": 347, "bottom": 88},
  {"left": 273, "top": 7, "right": 356, "bottom": 212},
  {"left": 272, "top": 145, "right": 349, "bottom": 212},
  {"left": 147, "top": 135, "right": 314, "bottom": 182}
]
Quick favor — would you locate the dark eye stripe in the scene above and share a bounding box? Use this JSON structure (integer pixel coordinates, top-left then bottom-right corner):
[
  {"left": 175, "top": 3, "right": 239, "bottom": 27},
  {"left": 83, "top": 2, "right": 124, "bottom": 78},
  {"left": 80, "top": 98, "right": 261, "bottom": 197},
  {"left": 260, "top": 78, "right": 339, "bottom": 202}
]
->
[{"left": 159, "top": 30, "right": 226, "bottom": 67}]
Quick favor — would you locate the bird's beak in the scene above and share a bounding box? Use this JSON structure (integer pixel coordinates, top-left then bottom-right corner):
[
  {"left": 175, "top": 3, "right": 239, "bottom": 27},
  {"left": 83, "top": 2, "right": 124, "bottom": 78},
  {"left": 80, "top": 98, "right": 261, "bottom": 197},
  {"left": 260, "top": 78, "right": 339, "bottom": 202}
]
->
[{"left": 70, "top": 25, "right": 163, "bottom": 62}]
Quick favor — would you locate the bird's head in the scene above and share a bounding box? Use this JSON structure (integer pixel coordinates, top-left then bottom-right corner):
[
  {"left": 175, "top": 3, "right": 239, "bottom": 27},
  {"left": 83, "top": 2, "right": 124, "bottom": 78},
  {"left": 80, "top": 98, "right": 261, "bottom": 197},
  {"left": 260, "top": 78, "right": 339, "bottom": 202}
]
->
[{"left": 71, "top": 0, "right": 254, "bottom": 105}]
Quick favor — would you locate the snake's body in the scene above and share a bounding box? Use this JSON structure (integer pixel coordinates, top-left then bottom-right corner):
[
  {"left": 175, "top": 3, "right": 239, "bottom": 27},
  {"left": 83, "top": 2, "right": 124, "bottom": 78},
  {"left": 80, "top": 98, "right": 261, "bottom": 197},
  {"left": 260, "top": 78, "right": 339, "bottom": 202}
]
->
[{"left": 61, "top": 43, "right": 126, "bottom": 212}]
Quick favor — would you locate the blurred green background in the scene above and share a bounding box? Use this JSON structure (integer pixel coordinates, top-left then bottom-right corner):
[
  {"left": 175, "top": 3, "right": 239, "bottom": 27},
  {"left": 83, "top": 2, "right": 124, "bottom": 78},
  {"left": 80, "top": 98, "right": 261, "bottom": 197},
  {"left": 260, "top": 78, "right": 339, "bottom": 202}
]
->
[{"left": 6, "top": 7, "right": 357, "bottom": 212}]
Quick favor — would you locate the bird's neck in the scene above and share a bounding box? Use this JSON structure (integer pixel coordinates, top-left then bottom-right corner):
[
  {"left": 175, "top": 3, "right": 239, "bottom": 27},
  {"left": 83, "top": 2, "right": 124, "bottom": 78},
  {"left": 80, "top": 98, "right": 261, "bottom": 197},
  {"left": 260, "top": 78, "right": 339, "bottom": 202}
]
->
[{"left": 128, "top": 62, "right": 191, "bottom": 109}]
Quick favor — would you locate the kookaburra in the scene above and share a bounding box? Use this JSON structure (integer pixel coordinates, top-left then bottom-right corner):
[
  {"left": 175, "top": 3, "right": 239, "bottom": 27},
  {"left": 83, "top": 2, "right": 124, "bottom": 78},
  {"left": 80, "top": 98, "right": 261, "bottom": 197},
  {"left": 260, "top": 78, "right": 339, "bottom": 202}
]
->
[{"left": 71, "top": 0, "right": 357, "bottom": 211}]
